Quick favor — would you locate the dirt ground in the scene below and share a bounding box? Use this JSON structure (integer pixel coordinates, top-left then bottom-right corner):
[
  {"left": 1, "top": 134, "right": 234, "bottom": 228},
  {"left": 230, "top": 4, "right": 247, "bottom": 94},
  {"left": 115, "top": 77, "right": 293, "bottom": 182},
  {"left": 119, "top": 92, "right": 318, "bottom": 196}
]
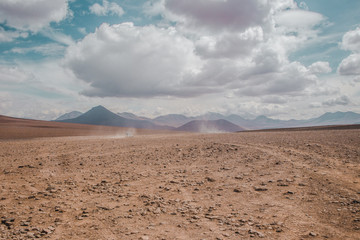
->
[
  {"left": 0, "top": 115, "right": 169, "bottom": 140},
  {"left": 0, "top": 128, "right": 359, "bottom": 239}
]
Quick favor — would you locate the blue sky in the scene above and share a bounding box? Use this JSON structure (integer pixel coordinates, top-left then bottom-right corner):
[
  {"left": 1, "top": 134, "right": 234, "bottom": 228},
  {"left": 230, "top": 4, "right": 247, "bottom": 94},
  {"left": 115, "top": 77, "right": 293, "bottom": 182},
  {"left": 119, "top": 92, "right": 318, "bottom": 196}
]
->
[{"left": 0, "top": 0, "right": 359, "bottom": 120}]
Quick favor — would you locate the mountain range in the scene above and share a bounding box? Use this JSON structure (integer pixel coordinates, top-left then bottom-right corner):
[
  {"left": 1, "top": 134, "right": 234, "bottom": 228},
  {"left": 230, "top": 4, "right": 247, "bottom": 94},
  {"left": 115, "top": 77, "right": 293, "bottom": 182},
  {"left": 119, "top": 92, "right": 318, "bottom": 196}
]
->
[
  {"left": 177, "top": 119, "right": 245, "bottom": 133},
  {"left": 58, "top": 106, "right": 172, "bottom": 130},
  {"left": 55, "top": 111, "right": 82, "bottom": 121},
  {"left": 55, "top": 105, "right": 360, "bottom": 132}
]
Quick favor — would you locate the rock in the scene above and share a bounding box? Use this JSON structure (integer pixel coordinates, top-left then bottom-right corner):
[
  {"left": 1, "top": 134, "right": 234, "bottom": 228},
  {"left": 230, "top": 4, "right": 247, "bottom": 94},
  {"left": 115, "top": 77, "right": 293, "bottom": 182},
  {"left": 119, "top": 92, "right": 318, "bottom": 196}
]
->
[
  {"left": 233, "top": 188, "right": 242, "bottom": 193},
  {"left": 48, "top": 226, "right": 55, "bottom": 232},
  {"left": 54, "top": 206, "right": 63, "bottom": 213},
  {"left": 97, "top": 206, "right": 111, "bottom": 210},
  {"left": 27, "top": 232, "right": 35, "bottom": 238},
  {"left": 41, "top": 228, "right": 50, "bottom": 234},
  {"left": 206, "top": 177, "right": 216, "bottom": 182},
  {"left": 257, "top": 232, "right": 265, "bottom": 238},
  {"left": 1, "top": 217, "right": 15, "bottom": 229},
  {"left": 309, "top": 232, "right": 317, "bottom": 237},
  {"left": 284, "top": 191, "right": 295, "bottom": 195},
  {"left": 20, "top": 220, "right": 30, "bottom": 226},
  {"left": 254, "top": 187, "right": 268, "bottom": 191},
  {"left": 248, "top": 229, "right": 265, "bottom": 238},
  {"left": 18, "top": 165, "right": 35, "bottom": 169}
]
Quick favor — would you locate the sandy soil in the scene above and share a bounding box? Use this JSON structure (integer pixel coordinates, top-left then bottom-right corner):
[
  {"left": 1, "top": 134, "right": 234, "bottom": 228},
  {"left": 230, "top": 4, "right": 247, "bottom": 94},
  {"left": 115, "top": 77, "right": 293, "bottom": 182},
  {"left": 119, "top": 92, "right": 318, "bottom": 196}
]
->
[
  {"left": 0, "top": 115, "right": 172, "bottom": 140},
  {"left": 0, "top": 127, "right": 359, "bottom": 239}
]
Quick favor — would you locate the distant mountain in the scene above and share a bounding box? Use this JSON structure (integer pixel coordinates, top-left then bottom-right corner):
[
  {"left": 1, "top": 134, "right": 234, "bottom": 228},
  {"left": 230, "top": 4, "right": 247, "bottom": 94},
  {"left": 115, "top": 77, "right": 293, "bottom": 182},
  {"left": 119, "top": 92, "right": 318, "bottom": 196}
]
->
[
  {"left": 197, "top": 112, "right": 226, "bottom": 121},
  {"left": 117, "top": 112, "right": 150, "bottom": 121},
  {"left": 152, "top": 114, "right": 195, "bottom": 128},
  {"left": 57, "top": 107, "right": 360, "bottom": 131},
  {"left": 56, "top": 111, "right": 83, "bottom": 121},
  {"left": 58, "top": 106, "right": 173, "bottom": 130},
  {"left": 198, "top": 111, "right": 360, "bottom": 130},
  {"left": 176, "top": 119, "right": 244, "bottom": 133},
  {"left": 239, "top": 111, "right": 360, "bottom": 130},
  {"left": 226, "top": 114, "right": 248, "bottom": 126},
  {"left": 306, "top": 111, "right": 360, "bottom": 126}
]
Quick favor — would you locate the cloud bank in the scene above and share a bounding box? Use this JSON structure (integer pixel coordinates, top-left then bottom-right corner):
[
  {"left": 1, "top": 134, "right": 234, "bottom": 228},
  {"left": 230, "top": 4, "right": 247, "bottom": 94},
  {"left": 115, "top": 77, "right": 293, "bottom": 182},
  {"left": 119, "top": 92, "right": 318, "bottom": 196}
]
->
[
  {"left": 0, "top": 0, "right": 69, "bottom": 32},
  {"left": 64, "top": 23, "right": 205, "bottom": 97},
  {"left": 65, "top": 0, "right": 330, "bottom": 100}
]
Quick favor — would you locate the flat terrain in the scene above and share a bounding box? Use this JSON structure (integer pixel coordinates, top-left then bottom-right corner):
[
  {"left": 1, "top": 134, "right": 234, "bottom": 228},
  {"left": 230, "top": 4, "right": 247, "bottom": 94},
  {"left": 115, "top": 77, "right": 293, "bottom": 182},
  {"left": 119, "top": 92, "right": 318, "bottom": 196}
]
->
[
  {"left": 0, "top": 115, "right": 169, "bottom": 140},
  {"left": 0, "top": 119, "right": 359, "bottom": 239}
]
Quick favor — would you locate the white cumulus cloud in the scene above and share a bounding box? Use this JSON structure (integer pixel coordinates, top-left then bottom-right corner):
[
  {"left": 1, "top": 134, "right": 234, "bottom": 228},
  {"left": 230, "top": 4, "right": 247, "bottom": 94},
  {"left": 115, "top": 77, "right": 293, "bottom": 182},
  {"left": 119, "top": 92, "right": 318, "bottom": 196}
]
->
[
  {"left": 64, "top": 23, "right": 204, "bottom": 98},
  {"left": 164, "top": 0, "right": 271, "bottom": 33},
  {"left": 322, "top": 95, "right": 351, "bottom": 106},
  {"left": 338, "top": 54, "right": 360, "bottom": 75},
  {"left": 89, "top": 0, "right": 124, "bottom": 16},
  {"left": 338, "top": 27, "right": 360, "bottom": 76},
  {"left": 309, "top": 61, "right": 332, "bottom": 74},
  {"left": 0, "top": 0, "right": 69, "bottom": 32},
  {"left": 235, "top": 61, "right": 317, "bottom": 96},
  {"left": 64, "top": 0, "right": 329, "bottom": 100},
  {"left": 341, "top": 27, "right": 360, "bottom": 53}
]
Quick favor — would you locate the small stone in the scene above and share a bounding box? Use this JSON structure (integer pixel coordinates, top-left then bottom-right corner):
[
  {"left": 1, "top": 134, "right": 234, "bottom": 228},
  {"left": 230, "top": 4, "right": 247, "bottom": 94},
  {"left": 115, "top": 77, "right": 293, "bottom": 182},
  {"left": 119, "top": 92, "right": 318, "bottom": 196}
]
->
[
  {"left": 97, "top": 206, "right": 111, "bottom": 211},
  {"left": 27, "top": 232, "right": 35, "bottom": 238},
  {"left": 234, "top": 188, "right": 242, "bottom": 193},
  {"left": 20, "top": 221, "right": 30, "bottom": 226},
  {"left": 41, "top": 229, "right": 50, "bottom": 234},
  {"left": 309, "top": 232, "right": 317, "bottom": 237},
  {"left": 284, "top": 191, "right": 295, "bottom": 195},
  {"left": 48, "top": 226, "right": 55, "bottom": 232},
  {"left": 257, "top": 232, "right": 265, "bottom": 238},
  {"left": 248, "top": 229, "right": 265, "bottom": 238},
  {"left": 254, "top": 187, "right": 268, "bottom": 191},
  {"left": 206, "top": 177, "right": 216, "bottom": 182},
  {"left": 1, "top": 217, "right": 15, "bottom": 228}
]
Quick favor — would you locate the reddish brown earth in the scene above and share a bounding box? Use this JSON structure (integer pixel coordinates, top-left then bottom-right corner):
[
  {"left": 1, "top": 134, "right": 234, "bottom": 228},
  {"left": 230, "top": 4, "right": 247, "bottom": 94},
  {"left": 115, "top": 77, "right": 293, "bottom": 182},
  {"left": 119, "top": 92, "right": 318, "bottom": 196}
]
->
[
  {"left": 0, "top": 115, "right": 170, "bottom": 139},
  {"left": 0, "top": 116, "right": 359, "bottom": 239}
]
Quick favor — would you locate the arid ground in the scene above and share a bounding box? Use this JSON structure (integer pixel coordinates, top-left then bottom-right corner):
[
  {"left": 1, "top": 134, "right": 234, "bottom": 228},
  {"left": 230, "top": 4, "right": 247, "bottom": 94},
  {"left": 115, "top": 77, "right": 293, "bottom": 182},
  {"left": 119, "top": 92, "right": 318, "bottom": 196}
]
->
[{"left": 0, "top": 117, "right": 359, "bottom": 239}]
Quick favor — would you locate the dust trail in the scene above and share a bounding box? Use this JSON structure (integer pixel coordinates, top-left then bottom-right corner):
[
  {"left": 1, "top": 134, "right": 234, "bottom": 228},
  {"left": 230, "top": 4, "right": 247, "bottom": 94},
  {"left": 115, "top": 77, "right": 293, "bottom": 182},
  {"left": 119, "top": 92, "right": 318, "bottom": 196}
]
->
[
  {"left": 42, "top": 128, "right": 138, "bottom": 141},
  {"left": 105, "top": 128, "right": 136, "bottom": 139},
  {"left": 199, "top": 123, "right": 225, "bottom": 133}
]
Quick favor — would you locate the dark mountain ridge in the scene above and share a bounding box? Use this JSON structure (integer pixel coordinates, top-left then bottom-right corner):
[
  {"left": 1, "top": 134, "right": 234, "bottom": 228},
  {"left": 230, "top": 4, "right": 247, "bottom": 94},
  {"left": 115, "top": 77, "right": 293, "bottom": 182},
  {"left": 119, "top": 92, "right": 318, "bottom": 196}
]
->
[
  {"left": 176, "top": 119, "right": 245, "bottom": 133},
  {"left": 117, "top": 112, "right": 150, "bottom": 121},
  {"left": 56, "top": 107, "right": 360, "bottom": 131},
  {"left": 58, "top": 106, "right": 173, "bottom": 130},
  {"left": 56, "top": 111, "right": 83, "bottom": 121}
]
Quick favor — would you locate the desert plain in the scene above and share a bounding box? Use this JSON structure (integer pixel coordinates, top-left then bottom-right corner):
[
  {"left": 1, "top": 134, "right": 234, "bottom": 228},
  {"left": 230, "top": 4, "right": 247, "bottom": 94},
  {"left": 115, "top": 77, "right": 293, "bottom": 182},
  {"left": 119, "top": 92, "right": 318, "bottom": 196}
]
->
[{"left": 0, "top": 116, "right": 359, "bottom": 239}]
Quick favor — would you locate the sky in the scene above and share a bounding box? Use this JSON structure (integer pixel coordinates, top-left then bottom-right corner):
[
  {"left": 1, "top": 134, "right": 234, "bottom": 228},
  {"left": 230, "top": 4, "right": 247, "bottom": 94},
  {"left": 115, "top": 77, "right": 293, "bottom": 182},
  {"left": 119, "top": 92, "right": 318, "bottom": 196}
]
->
[{"left": 0, "top": 0, "right": 360, "bottom": 120}]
